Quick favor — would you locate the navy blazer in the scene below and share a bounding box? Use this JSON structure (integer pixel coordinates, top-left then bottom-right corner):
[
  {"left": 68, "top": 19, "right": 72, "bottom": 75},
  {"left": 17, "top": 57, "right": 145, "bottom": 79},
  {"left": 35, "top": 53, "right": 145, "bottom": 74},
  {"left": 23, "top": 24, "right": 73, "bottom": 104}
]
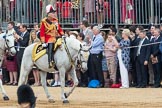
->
[
  {"left": 150, "top": 36, "right": 162, "bottom": 62},
  {"left": 134, "top": 37, "right": 150, "bottom": 63},
  {"left": 17, "top": 31, "right": 30, "bottom": 48},
  {"left": 15, "top": 31, "right": 30, "bottom": 53},
  {"left": 130, "top": 35, "right": 139, "bottom": 60}
]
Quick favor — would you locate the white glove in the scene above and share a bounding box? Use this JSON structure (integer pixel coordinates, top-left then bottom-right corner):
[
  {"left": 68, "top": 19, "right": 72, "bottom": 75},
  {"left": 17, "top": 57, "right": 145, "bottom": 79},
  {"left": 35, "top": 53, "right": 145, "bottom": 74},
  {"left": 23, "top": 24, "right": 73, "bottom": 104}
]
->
[
  {"left": 62, "top": 35, "right": 66, "bottom": 38},
  {"left": 42, "top": 43, "right": 47, "bottom": 47}
]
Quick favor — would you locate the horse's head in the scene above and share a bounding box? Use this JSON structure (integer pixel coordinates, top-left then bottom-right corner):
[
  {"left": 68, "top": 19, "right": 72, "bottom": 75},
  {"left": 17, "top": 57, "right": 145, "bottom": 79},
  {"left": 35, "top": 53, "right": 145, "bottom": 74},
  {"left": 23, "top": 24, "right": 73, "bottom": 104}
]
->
[
  {"left": 3, "top": 35, "right": 16, "bottom": 56},
  {"left": 63, "top": 37, "right": 90, "bottom": 72},
  {"left": 77, "top": 44, "right": 90, "bottom": 72}
]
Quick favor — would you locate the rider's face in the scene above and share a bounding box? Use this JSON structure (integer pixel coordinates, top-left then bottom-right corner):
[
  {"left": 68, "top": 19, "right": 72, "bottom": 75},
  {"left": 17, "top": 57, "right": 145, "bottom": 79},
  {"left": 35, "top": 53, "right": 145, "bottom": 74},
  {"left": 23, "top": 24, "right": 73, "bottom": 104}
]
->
[{"left": 48, "top": 12, "right": 57, "bottom": 19}]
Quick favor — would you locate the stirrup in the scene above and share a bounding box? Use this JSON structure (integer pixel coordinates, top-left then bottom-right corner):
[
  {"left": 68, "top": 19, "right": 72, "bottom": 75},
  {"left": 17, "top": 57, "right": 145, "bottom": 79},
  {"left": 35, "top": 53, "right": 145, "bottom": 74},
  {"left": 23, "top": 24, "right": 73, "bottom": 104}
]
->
[
  {"left": 49, "top": 61, "right": 55, "bottom": 68},
  {"left": 49, "top": 62, "right": 53, "bottom": 68}
]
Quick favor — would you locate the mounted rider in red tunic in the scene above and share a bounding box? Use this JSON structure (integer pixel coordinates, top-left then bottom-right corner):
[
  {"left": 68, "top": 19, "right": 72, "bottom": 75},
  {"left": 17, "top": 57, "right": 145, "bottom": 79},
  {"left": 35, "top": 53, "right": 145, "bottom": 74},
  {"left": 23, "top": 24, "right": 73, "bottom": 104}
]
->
[{"left": 40, "top": 4, "right": 64, "bottom": 68}]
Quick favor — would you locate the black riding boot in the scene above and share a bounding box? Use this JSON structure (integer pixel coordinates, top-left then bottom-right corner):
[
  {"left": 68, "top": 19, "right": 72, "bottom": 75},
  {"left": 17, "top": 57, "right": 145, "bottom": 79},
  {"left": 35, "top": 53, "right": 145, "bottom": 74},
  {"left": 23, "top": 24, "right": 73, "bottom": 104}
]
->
[{"left": 48, "top": 43, "right": 54, "bottom": 68}]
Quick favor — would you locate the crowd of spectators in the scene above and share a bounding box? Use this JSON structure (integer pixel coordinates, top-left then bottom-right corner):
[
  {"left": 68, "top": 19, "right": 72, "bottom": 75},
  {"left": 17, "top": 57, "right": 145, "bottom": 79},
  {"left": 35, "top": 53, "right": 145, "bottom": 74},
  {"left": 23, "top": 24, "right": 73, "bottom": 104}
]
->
[
  {"left": 1, "top": 20, "right": 162, "bottom": 89},
  {"left": 75, "top": 22, "right": 162, "bottom": 89}
]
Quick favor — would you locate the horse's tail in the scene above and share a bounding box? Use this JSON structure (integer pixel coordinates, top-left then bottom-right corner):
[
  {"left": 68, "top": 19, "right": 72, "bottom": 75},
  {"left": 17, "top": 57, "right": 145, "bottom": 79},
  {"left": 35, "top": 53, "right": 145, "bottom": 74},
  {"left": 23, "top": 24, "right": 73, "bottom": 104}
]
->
[
  {"left": 18, "top": 58, "right": 25, "bottom": 86},
  {"left": 18, "top": 45, "right": 34, "bottom": 86}
]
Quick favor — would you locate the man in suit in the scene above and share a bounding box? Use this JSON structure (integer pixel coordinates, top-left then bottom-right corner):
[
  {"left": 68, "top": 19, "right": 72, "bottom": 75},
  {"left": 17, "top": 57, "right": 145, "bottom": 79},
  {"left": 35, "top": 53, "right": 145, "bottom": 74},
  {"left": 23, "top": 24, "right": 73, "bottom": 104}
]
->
[
  {"left": 135, "top": 30, "right": 150, "bottom": 88},
  {"left": 146, "top": 25, "right": 155, "bottom": 86},
  {"left": 130, "top": 26, "right": 144, "bottom": 87},
  {"left": 14, "top": 24, "right": 30, "bottom": 79},
  {"left": 150, "top": 28, "right": 162, "bottom": 88}
]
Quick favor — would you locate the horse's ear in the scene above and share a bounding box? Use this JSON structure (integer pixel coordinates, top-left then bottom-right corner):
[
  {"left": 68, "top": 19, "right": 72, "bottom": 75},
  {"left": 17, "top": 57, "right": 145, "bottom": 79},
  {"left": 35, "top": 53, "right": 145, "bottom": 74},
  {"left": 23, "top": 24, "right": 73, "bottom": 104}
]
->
[{"left": 80, "top": 44, "right": 82, "bottom": 49}]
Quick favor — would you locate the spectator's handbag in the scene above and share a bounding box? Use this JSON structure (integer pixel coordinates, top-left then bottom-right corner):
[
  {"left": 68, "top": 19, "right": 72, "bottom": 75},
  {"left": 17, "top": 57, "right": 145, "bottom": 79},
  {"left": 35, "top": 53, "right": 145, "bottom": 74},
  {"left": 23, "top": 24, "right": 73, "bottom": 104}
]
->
[
  {"left": 6, "top": 55, "right": 14, "bottom": 61},
  {"left": 151, "top": 57, "right": 158, "bottom": 64}
]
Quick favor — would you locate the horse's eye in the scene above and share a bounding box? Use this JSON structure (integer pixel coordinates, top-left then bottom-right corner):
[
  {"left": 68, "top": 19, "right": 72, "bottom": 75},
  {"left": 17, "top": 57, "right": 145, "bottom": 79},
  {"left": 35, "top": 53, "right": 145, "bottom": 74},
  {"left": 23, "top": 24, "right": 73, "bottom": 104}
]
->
[{"left": 6, "top": 39, "right": 9, "bottom": 42}]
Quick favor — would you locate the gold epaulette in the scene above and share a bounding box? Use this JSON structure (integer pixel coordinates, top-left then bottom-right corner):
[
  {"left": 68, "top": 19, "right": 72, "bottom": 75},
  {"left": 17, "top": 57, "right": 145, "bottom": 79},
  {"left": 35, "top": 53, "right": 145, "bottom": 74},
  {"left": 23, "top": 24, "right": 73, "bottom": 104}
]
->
[
  {"left": 40, "top": 17, "right": 47, "bottom": 27},
  {"left": 40, "top": 18, "right": 57, "bottom": 33}
]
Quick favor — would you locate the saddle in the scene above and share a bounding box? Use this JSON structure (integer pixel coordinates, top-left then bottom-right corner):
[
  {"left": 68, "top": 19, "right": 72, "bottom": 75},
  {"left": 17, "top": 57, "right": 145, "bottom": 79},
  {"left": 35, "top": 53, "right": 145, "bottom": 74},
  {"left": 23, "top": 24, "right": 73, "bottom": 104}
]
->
[{"left": 32, "top": 38, "right": 63, "bottom": 62}]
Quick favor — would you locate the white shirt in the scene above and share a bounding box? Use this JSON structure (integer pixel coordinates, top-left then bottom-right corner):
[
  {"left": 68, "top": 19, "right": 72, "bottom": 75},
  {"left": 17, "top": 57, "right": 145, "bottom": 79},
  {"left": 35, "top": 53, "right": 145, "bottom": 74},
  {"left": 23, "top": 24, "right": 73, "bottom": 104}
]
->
[
  {"left": 137, "top": 38, "right": 145, "bottom": 56},
  {"left": 21, "top": 30, "right": 27, "bottom": 37},
  {"left": 7, "top": 28, "right": 15, "bottom": 37}
]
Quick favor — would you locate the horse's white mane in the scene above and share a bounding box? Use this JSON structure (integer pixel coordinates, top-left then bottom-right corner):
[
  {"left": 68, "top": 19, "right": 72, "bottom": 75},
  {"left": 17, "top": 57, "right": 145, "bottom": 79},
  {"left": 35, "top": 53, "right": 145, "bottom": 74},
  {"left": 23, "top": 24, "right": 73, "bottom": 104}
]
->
[{"left": 65, "top": 37, "right": 81, "bottom": 51}]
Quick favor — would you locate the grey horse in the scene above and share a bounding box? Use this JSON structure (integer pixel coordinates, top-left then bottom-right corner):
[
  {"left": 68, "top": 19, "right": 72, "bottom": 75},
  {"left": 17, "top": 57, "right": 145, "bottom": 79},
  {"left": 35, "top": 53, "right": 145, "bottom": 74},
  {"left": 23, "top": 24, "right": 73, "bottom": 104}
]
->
[
  {"left": 0, "top": 34, "right": 17, "bottom": 100},
  {"left": 18, "top": 37, "right": 89, "bottom": 103}
]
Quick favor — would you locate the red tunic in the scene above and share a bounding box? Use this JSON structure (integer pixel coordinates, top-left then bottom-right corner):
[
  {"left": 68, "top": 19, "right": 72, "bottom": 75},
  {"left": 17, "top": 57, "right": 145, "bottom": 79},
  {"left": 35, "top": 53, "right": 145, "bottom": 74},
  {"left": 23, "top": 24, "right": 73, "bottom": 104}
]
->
[{"left": 40, "top": 17, "right": 64, "bottom": 43}]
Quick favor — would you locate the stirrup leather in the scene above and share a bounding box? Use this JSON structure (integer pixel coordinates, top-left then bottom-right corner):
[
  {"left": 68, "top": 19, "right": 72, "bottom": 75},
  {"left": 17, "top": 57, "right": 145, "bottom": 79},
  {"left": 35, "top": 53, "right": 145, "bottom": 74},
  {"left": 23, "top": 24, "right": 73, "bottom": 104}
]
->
[{"left": 49, "top": 61, "right": 54, "bottom": 68}]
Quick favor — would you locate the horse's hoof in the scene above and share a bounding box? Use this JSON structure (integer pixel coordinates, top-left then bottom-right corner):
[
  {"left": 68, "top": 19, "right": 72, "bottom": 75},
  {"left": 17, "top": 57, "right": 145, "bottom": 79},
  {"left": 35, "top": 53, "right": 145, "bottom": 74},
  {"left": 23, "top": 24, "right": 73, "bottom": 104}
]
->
[
  {"left": 63, "top": 100, "right": 69, "bottom": 103},
  {"left": 48, "top": 99, "right": 55, "bottom": 103},
  {"left": 64, "top": 93, "right": 68, "bottom": 98},
  {"left": 3, "top": 96, "right": 9, "bottom": 101}
]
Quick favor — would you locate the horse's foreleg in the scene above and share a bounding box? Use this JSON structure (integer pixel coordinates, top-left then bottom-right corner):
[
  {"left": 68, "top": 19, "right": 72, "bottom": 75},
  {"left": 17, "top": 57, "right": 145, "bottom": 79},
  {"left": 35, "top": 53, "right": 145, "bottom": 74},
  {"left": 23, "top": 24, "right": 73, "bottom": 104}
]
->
[
  {"left": 59, "top": 68, "right": 69, "bottom": 103},
  {"left": 40, "top": 72, "right": 54, "bottom": 103},
  {"left": 0, "top": 79, "right": 9, "bottom": 100},
  {"left": 65, "top": 68, "right": 78, "bottom": 98}
]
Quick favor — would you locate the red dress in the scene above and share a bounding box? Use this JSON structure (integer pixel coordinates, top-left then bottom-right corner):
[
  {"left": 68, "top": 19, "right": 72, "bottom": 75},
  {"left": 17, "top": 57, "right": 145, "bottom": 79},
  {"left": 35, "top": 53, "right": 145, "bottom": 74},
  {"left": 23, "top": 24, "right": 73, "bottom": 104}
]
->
[{"left": 6, "top": 55, "right": 17, "bottom": 72}]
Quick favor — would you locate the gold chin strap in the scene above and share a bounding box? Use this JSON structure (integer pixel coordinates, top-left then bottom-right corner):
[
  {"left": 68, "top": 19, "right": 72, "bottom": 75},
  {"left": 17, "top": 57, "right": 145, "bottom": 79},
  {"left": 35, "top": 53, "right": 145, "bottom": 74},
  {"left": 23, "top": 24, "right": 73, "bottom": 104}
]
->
[{"left": 71, "top": 0, "right": 79, "bottom": 9}]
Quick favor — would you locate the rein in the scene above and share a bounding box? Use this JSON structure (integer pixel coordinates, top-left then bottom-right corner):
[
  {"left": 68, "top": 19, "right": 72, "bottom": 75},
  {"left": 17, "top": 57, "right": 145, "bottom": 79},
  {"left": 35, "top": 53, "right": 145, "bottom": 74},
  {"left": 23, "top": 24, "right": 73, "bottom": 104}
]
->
[
  {"left": 63, "top": 37, "right": 75, "bottom": 67},
  {"left": 5, "top": 39, "right": 15, "bottom": 50},
  {"left": 2, "top": 34, "right": 15, "bottom": 56},
  {"left": 4, "top": 38, "right": 15, "bottom": 56}
]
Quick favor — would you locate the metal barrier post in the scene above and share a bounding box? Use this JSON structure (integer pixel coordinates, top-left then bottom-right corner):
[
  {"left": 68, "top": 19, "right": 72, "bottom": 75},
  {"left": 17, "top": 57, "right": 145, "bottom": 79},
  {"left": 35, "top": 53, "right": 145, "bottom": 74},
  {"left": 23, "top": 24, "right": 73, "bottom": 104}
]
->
[
  {"left": 150, "top": 0, "right": 154, "bottom": 23},
  {"left": 79, "top": 0, "right": 83, "bottom": 32},
  {"left": 0, "top": 0, "right": 2, "bottom": 25},
  {"left": 115, "top": 0, "right": 118, "bottom": 30}
]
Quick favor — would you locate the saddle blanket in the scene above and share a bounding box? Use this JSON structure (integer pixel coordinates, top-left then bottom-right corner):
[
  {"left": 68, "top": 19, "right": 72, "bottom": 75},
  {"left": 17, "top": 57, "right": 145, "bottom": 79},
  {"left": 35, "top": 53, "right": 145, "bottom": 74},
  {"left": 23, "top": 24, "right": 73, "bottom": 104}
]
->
[{"left": 32, "top": 38, "right": 63, "bottom": 62}]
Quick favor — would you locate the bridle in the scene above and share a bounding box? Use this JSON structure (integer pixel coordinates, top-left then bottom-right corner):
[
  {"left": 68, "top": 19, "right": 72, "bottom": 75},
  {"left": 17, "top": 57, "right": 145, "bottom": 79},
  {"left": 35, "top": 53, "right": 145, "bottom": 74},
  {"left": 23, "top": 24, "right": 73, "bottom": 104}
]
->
[
  {"left": 77, "top": 45, "right": 90, "bottom": 72},
  {"left": 3, "top": 36, "right": 15, "bottom": 56},
  {"left": 62, "top": 37, "right": 90, "bottom": 72}
]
